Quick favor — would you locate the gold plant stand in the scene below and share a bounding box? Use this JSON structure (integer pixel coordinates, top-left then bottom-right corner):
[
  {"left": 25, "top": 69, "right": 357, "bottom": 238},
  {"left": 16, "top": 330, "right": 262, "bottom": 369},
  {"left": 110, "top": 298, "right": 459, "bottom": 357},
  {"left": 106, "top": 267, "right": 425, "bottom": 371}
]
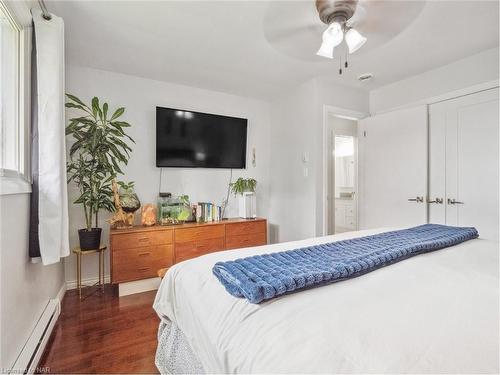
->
[{"left": 73, "top": 245, "right": 107, "bottom": 300}]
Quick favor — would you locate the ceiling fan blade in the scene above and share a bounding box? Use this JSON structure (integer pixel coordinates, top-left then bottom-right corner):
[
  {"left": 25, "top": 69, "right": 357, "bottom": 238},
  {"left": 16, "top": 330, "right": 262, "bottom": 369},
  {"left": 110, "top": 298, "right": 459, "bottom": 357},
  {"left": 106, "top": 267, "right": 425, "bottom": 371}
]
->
[
  {"left": 346, "top": 1, "right": 367, "bottom": 28},
  {"left": 266, "top": 23, "right": 320, "bottom": 43},
  {"left": 350, "top": 0, "right": 425, "bottom": 35}
]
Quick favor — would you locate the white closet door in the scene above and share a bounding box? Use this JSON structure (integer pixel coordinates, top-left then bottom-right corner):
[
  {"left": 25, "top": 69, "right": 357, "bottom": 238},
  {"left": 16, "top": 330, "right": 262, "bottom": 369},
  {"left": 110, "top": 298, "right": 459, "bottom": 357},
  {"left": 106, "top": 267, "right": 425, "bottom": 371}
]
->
[
  {"left": 428, "top": 104, "right": 447, "bottom": 224},
  {"left": 439, "top": 88, "right": 499, "bottom": 241},
  {"left": 359, "top": 106, "right": 428, "bottom": 229}
]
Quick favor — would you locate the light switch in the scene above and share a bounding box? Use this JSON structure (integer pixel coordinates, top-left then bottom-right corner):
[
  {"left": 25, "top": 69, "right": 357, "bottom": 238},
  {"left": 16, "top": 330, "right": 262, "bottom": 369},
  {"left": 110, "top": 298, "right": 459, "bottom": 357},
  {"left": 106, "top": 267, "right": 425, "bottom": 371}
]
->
[{"left": 303, "top": 167, "right": 308, "bottom": 177}]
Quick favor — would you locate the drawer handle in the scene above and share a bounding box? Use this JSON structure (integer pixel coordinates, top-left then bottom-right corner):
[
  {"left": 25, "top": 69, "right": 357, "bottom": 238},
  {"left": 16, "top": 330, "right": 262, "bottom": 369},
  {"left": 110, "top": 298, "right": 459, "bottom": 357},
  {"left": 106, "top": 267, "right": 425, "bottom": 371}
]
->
[
  {"left": 138, "top": 237, "right": 149, "bottom": 242},
  {"left": 138, "top": 267, "right": 150, "bottom": 272},
  {"left": 138, "top": 252, "right": 151, "bottom": 256}
]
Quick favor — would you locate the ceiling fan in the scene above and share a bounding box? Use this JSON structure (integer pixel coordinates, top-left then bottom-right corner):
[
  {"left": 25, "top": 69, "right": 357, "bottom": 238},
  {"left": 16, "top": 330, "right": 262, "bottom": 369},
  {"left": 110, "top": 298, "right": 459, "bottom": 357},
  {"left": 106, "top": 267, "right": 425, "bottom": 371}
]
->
[
  {"left": 263, "top": 1, "right": 425, "bottom": 67},
  {"left": 315, "top": 0, "right": 367, "bottom": 60}
]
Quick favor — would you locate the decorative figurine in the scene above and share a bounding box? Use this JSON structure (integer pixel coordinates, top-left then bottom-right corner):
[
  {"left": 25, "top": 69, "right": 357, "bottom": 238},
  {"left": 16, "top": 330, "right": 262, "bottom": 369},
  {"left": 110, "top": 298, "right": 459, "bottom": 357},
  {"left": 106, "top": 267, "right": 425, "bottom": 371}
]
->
[{"left": 141, "top": 204, "right": 157, "bottom": 226}]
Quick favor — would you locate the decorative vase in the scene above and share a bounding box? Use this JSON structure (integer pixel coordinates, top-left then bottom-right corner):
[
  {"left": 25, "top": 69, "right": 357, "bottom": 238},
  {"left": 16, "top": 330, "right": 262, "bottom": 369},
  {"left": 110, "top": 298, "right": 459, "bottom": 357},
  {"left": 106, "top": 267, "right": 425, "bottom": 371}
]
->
[
  {"left": 120, "top": 190, "right": 141, "bottom": 213},
  {"left": 78, "top": 228, "right": 102, "bottom": 250},
  {"left": 119, "top": 187, "right": 141, "bottom": 227}
]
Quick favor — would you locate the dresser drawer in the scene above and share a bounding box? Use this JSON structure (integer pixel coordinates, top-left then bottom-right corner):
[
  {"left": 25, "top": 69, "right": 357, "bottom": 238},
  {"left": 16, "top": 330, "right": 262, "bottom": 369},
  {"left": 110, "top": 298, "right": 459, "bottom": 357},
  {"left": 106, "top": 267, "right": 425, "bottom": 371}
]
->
[
  {"left": 225, "top": 220, "right": 266, "bottom": 237},
  {"left": 112, "top": 245, "right": 173, "bottom": 283},
  {"left": 112, "top": 230, "right": 172, "bottom": 250},
  {"left": 113, "top": 245, "right": 173, "bottom": 267},
  {"left": 226, "top": 232, "right": 267, "bottom": 250},
  {"left": 113, "top": 263, "right": 167, "bottom": 283},
  {"left": 175, "top": 238, "right": 225, "bottom": 263},
  {"left": 174, "top": 225, "right": 225, "bottom": 243}
]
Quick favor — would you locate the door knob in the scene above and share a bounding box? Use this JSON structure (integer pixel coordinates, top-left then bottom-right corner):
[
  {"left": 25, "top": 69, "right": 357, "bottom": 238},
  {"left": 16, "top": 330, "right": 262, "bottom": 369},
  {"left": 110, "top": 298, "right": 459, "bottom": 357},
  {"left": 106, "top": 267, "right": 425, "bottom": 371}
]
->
[
  {"left": 408, "top": 196, "right": 424, "bottom": 203},
  {"left": 447, "top": 198, "right": 464, "bottom": 205},
  {"left": 427, "top": 197, "right": 444, "bottom": 204}
]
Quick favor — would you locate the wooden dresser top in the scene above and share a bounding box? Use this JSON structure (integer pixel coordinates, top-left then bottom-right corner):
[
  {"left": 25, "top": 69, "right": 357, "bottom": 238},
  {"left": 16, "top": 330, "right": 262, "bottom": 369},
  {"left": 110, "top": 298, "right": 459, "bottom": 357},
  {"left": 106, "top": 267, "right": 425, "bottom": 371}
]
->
[{"left": 110, "top": 217, "right": 267, "bottom": 235}]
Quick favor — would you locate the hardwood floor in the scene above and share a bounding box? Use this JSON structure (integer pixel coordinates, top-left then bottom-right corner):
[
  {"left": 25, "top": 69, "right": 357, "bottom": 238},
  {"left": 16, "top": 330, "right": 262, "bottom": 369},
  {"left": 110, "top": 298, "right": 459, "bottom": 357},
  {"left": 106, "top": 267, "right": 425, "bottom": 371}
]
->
[{"left": 38, "top": 286, "right": 159, "bottom": 374}]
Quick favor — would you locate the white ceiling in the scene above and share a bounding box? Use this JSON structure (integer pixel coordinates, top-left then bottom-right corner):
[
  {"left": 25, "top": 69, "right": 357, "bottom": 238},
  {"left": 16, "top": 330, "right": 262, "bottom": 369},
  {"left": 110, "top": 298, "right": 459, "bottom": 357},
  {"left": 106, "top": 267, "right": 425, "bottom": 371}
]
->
[{"left": 47, "top": 0, "right": 499, "bottom": 99}]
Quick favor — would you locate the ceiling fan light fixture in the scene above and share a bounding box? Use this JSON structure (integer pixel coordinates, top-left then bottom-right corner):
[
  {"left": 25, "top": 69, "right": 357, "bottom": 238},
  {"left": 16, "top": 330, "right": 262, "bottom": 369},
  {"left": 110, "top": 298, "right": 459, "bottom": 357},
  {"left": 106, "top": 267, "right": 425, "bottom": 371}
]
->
[
  {"left": 316, "top": 22, "right": 343, "bottom": 58},
  {"left": 345, "top": 28, "right": 367, "bottom": 54},
  {"left": 325, "top": 22, "right": 344, "bottom": 45},
  {"left": 317, "top": 40, "right": 336, "bottom": 58}
]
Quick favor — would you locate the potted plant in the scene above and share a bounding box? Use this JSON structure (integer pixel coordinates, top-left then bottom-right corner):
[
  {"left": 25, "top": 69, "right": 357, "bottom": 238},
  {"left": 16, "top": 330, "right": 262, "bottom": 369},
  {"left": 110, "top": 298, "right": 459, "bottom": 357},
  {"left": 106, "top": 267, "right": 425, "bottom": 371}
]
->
[
  {"left": 230, "top": 178, "right": 257, "bottom": 219},
  {"left": 66, "top": 94, "right": 135, "bottom": 250}
]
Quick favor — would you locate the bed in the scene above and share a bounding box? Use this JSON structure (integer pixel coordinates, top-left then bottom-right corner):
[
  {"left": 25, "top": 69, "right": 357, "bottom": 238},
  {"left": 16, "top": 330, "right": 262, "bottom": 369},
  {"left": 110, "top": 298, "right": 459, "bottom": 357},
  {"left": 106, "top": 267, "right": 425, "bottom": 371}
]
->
[{"left": 153, "top": 227, "right": 499, "bottom": 374}]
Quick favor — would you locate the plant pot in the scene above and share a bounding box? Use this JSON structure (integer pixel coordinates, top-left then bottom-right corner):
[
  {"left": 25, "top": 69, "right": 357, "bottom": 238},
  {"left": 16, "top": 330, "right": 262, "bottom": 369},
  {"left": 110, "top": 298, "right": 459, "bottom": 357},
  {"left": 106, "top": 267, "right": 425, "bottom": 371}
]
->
[
  {"left": 78, "top": 228, "right": 102, "bottom": 250},
  {"left": 238, "top": 192, "right": 257, "bottom": 219}
]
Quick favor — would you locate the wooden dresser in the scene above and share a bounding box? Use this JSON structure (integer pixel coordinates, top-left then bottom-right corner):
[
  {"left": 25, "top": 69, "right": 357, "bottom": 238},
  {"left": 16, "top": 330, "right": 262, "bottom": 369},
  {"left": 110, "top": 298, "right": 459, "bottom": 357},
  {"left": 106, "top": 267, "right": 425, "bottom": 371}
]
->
[{"left": 110, "top": 218, "right": 267, "bottom": 284}]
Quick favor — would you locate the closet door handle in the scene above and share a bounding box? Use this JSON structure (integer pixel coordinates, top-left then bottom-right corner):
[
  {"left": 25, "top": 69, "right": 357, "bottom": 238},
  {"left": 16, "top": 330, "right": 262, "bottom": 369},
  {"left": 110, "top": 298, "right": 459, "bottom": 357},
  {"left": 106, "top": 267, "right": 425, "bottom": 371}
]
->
[
  {"left": 427, "top": 197, "right": 444, "bottom": 204},
  {"left": 447, "top": 198, "right": 464, "bottom": 205},
  {"left": 408, "top": 196, "right": 424, "bottom": 203}
]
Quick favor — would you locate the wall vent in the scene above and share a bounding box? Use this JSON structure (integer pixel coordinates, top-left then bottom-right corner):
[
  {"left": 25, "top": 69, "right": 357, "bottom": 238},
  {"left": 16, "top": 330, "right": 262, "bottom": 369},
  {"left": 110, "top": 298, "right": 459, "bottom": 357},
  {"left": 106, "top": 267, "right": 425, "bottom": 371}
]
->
[{"left": 358, "top": 73, "right": 373, "bottom": 82}]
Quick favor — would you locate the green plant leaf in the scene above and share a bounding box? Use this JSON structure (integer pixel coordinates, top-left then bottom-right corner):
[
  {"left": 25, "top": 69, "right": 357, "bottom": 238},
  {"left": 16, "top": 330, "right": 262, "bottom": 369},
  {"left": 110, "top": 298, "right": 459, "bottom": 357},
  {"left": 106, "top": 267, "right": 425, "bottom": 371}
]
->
[
  {"left": 110, "top": 108, "right": 125, "bottom": 121},
  {"left": 66, "top": 93, "right": 87, "bottom": 107},
  {"left": 91, "top": 97, "right": 99, "bottom": 117},
  {"left": 178, "top": 209, "right": 190, "bottom": 221},
  {"left": 111, "top": 121, "right": 131, "bottom": 128},
  {"left": 103, "top": 103, "right": 108, "bottom": 121},
  {"left": 65, "top": 102, "right": 87, "bottom": 111}
]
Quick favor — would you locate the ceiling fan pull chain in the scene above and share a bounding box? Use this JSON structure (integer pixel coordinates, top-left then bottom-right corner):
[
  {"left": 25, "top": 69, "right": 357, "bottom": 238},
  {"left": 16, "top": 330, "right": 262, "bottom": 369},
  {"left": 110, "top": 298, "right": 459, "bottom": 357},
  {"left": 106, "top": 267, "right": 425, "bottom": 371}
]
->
[
  {"left": 345, "top": 49, "right": 348, "bottom": 68},
  {"left": 339, "top": 55, "right": 343, "bottom": 75}
]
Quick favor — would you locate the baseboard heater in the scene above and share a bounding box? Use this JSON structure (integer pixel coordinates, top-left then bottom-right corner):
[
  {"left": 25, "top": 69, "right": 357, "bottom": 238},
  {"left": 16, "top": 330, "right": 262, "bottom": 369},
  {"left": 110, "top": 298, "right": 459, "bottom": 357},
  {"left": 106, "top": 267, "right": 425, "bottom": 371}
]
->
[{"left": 11, "top": 299, "right": 60, "bottom": 374}]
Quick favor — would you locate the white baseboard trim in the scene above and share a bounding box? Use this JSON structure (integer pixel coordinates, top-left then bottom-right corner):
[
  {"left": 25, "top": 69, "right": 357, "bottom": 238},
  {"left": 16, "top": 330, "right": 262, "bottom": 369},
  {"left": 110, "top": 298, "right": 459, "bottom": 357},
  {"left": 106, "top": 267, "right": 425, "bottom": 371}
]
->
[
  {"left": 56, "top": 282, "right": 67, "bottom": 302},
  {"left": 118, "top": 278, "right": 160, "bottom": 297},
  {"left": 66, "top": 275, "right": 111, "bottom": 290},
  {"left": 11, "top": 299, "right": 60, "bottom": 374}
]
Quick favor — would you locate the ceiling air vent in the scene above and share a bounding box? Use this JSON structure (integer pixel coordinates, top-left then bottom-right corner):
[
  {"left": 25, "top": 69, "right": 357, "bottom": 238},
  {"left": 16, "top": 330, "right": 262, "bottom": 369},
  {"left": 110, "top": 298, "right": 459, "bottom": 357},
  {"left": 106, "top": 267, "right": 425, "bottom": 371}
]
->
[{"left": 358, "top": 73, "right": 373, "bottom": 82}]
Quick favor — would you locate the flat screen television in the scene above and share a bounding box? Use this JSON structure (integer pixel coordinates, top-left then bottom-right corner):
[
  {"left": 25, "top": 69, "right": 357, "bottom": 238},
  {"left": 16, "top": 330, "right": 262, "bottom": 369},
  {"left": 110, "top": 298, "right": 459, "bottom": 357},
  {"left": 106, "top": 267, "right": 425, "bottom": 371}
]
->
[{"left": 156, "top": 106, "right": 248, "bottom": 168}]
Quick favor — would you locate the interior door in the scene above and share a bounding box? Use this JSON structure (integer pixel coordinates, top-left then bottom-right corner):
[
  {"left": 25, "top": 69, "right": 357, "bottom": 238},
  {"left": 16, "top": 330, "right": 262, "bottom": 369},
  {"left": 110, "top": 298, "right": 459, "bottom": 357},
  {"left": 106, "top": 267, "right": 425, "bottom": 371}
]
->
[
  {"left": 436, "top": 88, "right": 499, "bottom": 241},
  {"left": 359, "top": 106, "right": 428, "bottom": 229}
]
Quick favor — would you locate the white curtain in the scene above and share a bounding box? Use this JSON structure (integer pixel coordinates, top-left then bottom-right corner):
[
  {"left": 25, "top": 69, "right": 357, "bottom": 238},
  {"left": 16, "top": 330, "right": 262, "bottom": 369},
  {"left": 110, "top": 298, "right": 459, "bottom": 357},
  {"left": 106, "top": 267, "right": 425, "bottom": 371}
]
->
[{"left": 31, "top": 9, "right": 69, "bottom": 265}]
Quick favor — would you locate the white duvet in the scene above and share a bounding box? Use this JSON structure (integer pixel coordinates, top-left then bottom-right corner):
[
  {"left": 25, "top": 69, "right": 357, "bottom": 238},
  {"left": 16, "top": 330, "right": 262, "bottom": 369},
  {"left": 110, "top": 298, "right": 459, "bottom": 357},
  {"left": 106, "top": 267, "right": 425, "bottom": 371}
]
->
[{"left": 153, "top": 228, "right": 499, "bottom": 374}]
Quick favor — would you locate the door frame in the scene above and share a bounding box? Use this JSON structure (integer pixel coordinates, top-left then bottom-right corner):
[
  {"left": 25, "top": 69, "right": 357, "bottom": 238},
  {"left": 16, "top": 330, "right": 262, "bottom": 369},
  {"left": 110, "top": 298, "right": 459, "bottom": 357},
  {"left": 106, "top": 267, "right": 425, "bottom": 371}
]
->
[{"left": 322, "top": 105, "right": 367, "bottom": 236}]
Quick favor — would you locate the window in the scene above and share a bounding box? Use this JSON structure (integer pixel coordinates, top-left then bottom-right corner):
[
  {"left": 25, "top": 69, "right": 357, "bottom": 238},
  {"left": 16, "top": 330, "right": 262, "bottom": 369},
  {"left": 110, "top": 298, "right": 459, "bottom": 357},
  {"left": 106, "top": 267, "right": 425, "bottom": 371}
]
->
[
  {"left": 0, "top": 0, "right": 31, "bottom": 194},
  {"left": 0, "top": 2, "right": 20, "bottom": 172}
]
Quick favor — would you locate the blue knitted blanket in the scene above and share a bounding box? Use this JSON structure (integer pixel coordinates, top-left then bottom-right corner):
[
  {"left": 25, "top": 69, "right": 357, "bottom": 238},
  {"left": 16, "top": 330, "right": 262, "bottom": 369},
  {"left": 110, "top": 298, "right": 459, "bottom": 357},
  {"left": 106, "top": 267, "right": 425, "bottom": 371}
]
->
[{"left": 212, "top": 224, "right": 478, "bottom": 304}]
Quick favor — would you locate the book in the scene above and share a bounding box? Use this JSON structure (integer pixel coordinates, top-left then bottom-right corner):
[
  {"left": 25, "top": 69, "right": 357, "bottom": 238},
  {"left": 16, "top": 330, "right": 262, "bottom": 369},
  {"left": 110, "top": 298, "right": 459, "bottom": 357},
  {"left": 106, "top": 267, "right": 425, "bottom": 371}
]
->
[{"left": 194, "top": 202, "right": 223, "bottom": 223}]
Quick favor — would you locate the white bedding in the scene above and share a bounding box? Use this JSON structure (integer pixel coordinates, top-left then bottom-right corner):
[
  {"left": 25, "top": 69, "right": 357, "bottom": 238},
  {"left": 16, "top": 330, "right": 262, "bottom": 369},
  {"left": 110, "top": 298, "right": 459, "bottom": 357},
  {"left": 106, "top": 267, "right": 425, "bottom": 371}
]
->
[{"left": 153, "top": 228, "right": 499, "bottom": 374}]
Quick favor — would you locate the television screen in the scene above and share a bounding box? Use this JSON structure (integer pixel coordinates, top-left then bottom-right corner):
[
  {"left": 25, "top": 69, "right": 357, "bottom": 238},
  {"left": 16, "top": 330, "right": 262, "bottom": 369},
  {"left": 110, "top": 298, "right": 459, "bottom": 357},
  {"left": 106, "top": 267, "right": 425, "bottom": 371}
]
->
[{"left": 156, "top": 107, "right": 248, "bottom": 168}]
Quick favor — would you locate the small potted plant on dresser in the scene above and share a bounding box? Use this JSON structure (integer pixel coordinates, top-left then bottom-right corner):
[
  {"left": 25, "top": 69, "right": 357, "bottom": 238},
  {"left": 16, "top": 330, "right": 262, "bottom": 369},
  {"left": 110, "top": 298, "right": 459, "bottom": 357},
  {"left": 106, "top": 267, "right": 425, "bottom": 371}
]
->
[
  {"left": 230, "top": 177, "right": 257, "bottom": 219},
  {"left": 65, "top": 94, "right": 135, "bottom": 250}
]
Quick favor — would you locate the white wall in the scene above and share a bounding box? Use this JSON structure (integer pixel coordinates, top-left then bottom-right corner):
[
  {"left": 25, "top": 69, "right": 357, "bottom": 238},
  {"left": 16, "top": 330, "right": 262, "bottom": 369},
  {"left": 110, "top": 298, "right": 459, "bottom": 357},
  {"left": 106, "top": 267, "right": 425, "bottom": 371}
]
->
[
  {"left": 268, "top": 78, "right": 369, "bottom": 243},
  {"left": 268, "top": 80, "right": 318, "bottom": 243},
  {"left": 64, "top": 65, "right": 272, "bottom": 285},
  {"left": 370, "top": 47, "right": 499, "bottom": 114},
  {"left": 0, "top": 194, "right": 65, "bottom": 369}
]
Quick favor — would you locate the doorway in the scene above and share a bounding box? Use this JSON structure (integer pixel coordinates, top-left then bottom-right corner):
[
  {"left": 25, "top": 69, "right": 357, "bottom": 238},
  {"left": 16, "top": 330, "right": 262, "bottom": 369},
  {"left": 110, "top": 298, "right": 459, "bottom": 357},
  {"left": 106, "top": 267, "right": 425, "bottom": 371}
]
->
[
  {"left": 328, "top": 116, "right": 358, "bottom": 234},
  {"left": 322, "top": 106, "right": 365, "bottom": 236},
  {"left": 332, "top": 134, "right": 356, "bottom": 233}
]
